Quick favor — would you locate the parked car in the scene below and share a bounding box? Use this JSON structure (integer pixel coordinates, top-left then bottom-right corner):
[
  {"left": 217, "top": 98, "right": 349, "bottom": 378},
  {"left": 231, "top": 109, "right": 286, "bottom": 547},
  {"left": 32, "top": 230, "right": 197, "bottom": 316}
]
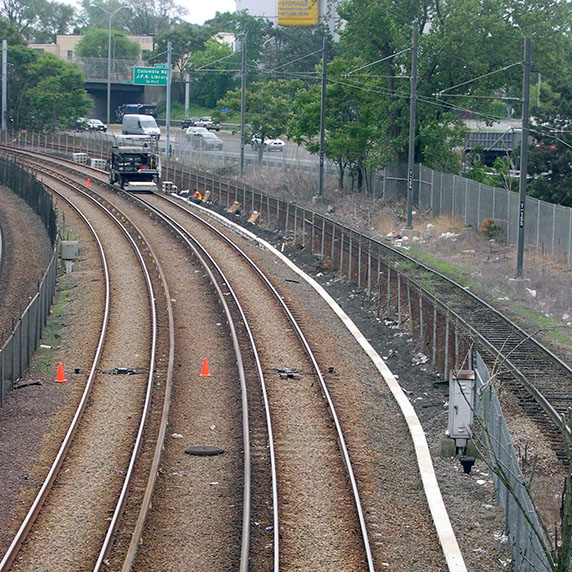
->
[
  {"left": 189, "top": 131, "right": 223, "bottom": 151},
  {"left": 195, "top": 116, "right": 222, "bottom": 131},
  {"left": 181, "top": 117, "right": 200, "bottom": 129},
  {"left": 186, "top": 126, "right": 209, "bottom": 141},
  {"left": 251, "top": 136, "right": 285, "bottom": 152},
  {"left": 87, "top": 119, "right": 107, "bottom": 132}
]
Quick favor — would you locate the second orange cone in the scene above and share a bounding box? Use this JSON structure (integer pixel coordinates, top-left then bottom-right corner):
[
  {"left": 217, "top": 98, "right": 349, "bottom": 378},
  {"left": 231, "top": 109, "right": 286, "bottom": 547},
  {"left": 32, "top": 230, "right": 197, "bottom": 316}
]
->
[
  {"left": 55, "top": 362, "right": 67, "bottom": 383},
  {"left": 199, "top": 358, "right": 211, "bottom": 377}
]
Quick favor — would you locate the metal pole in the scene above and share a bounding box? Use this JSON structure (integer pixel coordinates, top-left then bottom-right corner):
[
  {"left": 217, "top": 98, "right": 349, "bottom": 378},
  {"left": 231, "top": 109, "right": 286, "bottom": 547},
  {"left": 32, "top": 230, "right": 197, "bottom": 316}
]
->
[
  {"left": 98, "top": 6, "right": 126, "bottom": 127},
  {"left": 406, "top": 26, "right": 418, "bottom": 228},
  {"left": 240, "top": 39, "right": 246, "bottom": 176},
  {"left": 516, "top": 36, "right": 531, "bottom": 277},
  {"left": 2, "top": 40, "right": 6, "bottom": 132},
  {"left": 107, "top": 14, "right": 112, "bottom": 126},
  {"left": 165, "top": 41, "right": 172, "bottom": 173},
  {"left": 184, "top": 73, "right": 190, "bottom": 119},
  {"left": 318, "top": 35, "right": 328, "bottom": 199}
]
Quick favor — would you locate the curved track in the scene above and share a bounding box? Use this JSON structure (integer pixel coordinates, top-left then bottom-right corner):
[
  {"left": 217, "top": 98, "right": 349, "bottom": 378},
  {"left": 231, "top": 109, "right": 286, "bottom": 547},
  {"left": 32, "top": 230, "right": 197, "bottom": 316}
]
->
[{"left": 0, "top": 163, "right": 168, "bottom": 571}]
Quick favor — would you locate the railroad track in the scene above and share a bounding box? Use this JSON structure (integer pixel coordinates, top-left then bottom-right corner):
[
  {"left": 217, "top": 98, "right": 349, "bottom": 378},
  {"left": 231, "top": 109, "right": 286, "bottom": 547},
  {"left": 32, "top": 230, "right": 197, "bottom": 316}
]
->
[
  {"left": 0, "top": 163, "right": 173, "bottom": 570},
  {"left": 383, "top": 248, "right": 572, "bottom": 453},
  {"left": 1, "top": 151, "right": 380, "bottom": 570}
]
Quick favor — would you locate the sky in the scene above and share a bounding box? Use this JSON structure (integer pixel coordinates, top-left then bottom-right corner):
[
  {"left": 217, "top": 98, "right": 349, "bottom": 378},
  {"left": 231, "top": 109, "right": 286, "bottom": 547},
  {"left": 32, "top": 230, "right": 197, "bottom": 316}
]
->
[{"left": 186, "top": 0, "right": 236, "bottom": 25}]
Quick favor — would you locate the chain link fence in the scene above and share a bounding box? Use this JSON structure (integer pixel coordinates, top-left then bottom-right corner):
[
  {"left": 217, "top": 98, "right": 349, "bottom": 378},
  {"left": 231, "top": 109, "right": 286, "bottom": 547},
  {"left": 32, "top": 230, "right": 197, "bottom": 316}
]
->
[
  {"left": 6, "top": 128, "right": 572, "bottom": 267},
  {"left": 0, "top": 157, "right": 58, "bottom": 407},
  {"left": 475, "top": 353, "right": 552, "bottom": 572}
]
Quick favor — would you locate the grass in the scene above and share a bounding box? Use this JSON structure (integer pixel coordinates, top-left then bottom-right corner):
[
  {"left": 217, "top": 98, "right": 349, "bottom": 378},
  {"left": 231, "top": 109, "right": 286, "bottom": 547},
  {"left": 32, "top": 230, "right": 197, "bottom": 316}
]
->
[
  {"left": 408, "top": 247, "right": 477, "bottom": 290},
  {"left": 510, "top": 304, "right": 572, "bottom": 347},
  {"left": 33, "top": 275, "right": 72, "bottom": 373}
]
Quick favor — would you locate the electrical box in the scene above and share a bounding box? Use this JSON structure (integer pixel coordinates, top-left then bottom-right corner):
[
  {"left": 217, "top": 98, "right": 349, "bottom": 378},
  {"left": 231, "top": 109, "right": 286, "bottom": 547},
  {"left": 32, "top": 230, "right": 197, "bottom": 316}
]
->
[
  {"left": 61, "top": 241, "right": 79, "bottom": 260},
  {"left": 448, "top": 370, "right": 475, "bottom": 447}
]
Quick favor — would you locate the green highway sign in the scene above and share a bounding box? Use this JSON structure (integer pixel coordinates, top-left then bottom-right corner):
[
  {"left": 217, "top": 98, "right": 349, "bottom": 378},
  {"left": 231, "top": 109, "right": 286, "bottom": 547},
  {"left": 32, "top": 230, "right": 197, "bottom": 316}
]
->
[{"left": 133, "top": 66, "right": 168, "bottom": 85}]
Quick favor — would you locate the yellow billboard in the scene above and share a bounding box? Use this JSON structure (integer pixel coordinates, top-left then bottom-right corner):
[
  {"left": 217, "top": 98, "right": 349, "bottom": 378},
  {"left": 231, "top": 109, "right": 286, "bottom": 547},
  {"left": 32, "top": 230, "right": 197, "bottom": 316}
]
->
[{"left": 278, "top": 0, "right": 319, "bottom": 26}]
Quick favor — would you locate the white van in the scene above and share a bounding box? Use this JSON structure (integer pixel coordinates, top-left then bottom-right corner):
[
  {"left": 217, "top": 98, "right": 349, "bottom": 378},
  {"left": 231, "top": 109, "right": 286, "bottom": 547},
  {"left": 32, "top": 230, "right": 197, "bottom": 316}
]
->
[{"left": 122, "top": 114, "right": 161, "bottom": 139}]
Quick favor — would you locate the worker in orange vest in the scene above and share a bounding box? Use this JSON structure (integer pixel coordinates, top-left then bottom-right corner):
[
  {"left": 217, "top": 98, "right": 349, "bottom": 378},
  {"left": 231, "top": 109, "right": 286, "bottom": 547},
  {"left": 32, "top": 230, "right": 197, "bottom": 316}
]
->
[{"left": 192, "top": 189, "right": 202, "bottom": 204}]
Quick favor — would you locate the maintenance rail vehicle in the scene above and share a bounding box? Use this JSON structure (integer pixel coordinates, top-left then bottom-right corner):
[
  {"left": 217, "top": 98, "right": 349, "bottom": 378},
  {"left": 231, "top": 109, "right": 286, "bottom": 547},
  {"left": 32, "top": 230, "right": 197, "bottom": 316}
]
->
[{"left": 108, "top": 143, "right": 160, "bottom": 192}]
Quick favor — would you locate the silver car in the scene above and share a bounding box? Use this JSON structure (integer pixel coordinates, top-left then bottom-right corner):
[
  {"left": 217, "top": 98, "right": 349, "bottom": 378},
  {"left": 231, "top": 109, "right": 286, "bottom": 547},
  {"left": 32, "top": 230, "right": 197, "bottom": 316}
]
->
[{"left": 191, "top": 131, "right": 223, "bottom": 151}]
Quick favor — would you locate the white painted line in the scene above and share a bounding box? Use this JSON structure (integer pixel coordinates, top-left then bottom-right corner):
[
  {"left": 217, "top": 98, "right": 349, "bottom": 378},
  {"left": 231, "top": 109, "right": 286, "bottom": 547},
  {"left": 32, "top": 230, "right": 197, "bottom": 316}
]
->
[{"left": 183, "top": 197, "right": 468, "bottom": 571}]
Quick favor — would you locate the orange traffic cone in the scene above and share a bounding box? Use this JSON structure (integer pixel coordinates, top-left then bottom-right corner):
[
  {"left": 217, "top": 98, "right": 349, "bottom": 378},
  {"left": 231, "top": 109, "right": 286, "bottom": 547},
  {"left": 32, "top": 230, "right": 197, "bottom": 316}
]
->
[
  {"left": 199, "top": 358, "right": 211, "bottom": 377},
  {"left": 86, "top": 178, "right": 91, "bottom": 187},
  {"left": 55, "top": 362, "right": 67, "bottom": 383}
]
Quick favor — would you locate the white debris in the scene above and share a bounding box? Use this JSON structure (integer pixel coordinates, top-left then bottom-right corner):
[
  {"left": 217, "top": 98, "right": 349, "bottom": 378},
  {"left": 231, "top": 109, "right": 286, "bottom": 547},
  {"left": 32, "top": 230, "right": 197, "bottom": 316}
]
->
[
  {"left": 526, "top": 288, "right": 537, "bottom": 297},
  {"left": 412, "top": 352, "right": 429, "bottom": 365},
  {"left": 440, "top": 232, "right": 459, "bottom": 239},
  {"left": 494, "top": 532, "right": 509, "bottom": 544},
  {"left": 476, "top": 479, "right": 487, "bottom": 485},
  {"left": 171, "top": 433, "right": 183, "bottom": 439},
  {"left": 210, "top": 424, "right": 216, "bottom": 430},
  {"left": 563, "top": 314, "right": 570, "bottom": 321}
]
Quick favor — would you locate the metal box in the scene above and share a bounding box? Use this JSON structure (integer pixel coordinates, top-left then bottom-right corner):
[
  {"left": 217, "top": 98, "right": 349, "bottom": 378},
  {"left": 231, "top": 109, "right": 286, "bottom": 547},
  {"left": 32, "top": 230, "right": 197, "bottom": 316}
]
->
[
  {"left": 72, "top": 153, "right": 89, "bottom": 164},
  {"left": 61, "top": 240, "right": 79, "bottom": 260},
  {"left": 90, "top": 158, "right": 107, "bottom": 170},
  {"left": 448, "top": 370, "right": 475, "bottom": 443}
]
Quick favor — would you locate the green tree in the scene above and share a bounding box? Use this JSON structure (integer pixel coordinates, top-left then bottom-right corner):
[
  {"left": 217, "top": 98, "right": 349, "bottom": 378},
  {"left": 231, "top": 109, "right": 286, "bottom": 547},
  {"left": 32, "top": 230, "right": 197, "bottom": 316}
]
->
[
  {"left": 32, "top": 2, "right": 76, "bottom": 43},
  {"left": 121, "top": 0, "right": 186, "bottom": 36},
  {"left": 203, "top": 10, "right": 266, "bottom": 68},
  {"left": 189, "top": 38, "right": 238, "bottom": 109},
  {"left": 150, "top": 23, "right": 207, "bottom": 73},
  {"left": 259, "top": 21, "right": 333, "bottom": 76},
  {"left": 76, "top": 27, "right": 140, "bottom": 59},
  {"left": 217, "top": 79, "right": 302, "bottom": 162},
  {"left": 0, "top": 0, "right": 47, "bottom": 37},
  {"left": 0, "top": 16, "right": 27, "bottom": 45},
  {"left": 76, "top": 28, "right": 140, "bottom": 79},
  {"left": 336, "top": 0, "right": 572, "bottom": 172},
  {"left": 527, "top": 76, "right": 572, "bottom": 206},
  {"left": 7, "top": 47, "right": 91, "bottom": 129}
]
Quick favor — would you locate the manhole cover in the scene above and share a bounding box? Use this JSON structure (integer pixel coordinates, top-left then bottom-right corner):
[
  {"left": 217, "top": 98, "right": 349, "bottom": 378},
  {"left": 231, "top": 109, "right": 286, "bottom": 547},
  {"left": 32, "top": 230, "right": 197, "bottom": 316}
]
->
[{"left": 185, "top": 445, "right": 225, "bottom": 456}]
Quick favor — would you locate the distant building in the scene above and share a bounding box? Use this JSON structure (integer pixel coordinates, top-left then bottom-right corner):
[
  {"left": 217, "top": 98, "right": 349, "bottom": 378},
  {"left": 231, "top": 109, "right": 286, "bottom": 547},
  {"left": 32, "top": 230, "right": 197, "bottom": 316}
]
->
[
  {"left": 30, "top": 34, "right": 153, "bottom": 63},
  {"left": 215, "top": 32, "right": 236, "bottom": 51},
  {"left": 235, "top": 0, "right": 340, "bottom": 32}
]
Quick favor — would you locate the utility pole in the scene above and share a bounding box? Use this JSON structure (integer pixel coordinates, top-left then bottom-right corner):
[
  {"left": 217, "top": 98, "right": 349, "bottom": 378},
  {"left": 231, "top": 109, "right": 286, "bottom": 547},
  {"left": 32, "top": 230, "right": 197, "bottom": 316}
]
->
[
  {"left": 184, "top": 73, "right": 190, "bottom": 120},
  {"left": 165, "top": 41, "right": 172, "bottom": 174},
  {"left": 317, "top": 36, "right": 328, "bottom": 200},
  {"left": 97, "top": 5, "right": 127, "bottom": 126},
  {"left": 2, "top": 40, "right": 7, "bottom": 134},
  {"left": 406, "top": 26, "right": 418, "bottom": 229},
  {"left": 240, "top": 38, "right": 246, "bottom": 176},
  {"left": 516, "top": 36, "right": 531, "bottom": 277}
]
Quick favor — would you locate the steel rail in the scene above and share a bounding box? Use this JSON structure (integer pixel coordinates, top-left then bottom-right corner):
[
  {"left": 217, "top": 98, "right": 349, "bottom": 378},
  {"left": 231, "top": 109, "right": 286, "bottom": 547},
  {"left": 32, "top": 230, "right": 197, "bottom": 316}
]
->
[
  {"left": 0, "top": 178, "right": 112, "bottom": 571},
  {"left": 315, "top": 216, "right": 571, "bottom": 432},
  {"left": 149, "top": 192, "right": 376, "bottom": 571},
  {"left": 0, "top": 159, "right": 167, "bottom": 572},
  {"left": 121, "top": 191, "right": 255, "bottom": 571}
]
